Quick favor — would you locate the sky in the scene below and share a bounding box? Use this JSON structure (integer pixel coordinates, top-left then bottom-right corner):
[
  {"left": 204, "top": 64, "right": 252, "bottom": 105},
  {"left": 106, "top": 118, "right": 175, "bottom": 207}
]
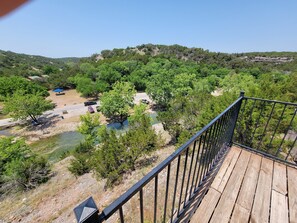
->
[{"left": 0, "top": 0, "right": 296, "bottom": 58}]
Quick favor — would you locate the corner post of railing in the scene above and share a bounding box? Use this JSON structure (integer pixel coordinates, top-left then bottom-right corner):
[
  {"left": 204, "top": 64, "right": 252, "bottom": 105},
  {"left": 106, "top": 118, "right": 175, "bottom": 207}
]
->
[
  {"left": 229, "top": 91, "right": 245, "bottom": 146},
  {"left": 74, "top": 196, "right": 103, "bottom": 223}
]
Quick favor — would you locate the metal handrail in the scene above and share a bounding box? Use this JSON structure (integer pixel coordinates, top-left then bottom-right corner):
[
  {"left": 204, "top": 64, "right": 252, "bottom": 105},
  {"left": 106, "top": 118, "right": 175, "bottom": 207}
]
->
[
  {"left": 74, "top": 93, "right": 244, "bottom": 223},
  {"left": 101, "top": 96, "right": 243, "bottom": 220},
  {"left": 234, "top": 96, "right": 297, "bottom": 165}
]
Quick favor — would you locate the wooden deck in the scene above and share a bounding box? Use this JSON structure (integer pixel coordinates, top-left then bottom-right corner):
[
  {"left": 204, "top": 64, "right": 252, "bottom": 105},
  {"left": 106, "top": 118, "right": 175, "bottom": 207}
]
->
[{"left": 191, "top": 146, "right": 297, "bottom": 223}]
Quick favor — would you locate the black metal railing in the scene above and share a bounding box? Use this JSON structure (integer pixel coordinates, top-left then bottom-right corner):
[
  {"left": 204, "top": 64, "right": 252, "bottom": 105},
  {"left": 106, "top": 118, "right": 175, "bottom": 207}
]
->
[
  {"left": 233, "top": 97, "right": 297, "bottom": 165},
  {"left": 74, "top": 93, "right": 297, "bottom": 223},
  {"left": 74, "top": 95, "right": 243, "bottom": 223}
]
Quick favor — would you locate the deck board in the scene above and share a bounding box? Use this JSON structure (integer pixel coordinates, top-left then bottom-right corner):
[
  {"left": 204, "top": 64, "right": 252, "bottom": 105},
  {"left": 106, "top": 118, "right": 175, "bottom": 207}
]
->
[
  {"left": 236, "top": 153, "right": 261, "bottom": 211},
  {"left": 288, "top": 167, "right": 297, "bottom": 223},
  {"left": 270, "top": 190, "right": 289, "bottom": 223},
  {"left": 273, "top": 161, "right": 287, "bottom": 195},
  {"left": 250, "top": 157, "right": 273, "bottom": 223},
  {"left": 190, "top": 188, "right": 221, "bottom": 223},
  {"left": 230, "top": 204, "right": 250, "bottom": 223},
  {"left": 210, "top": 150, "right": 251, "bottom": 223},
  {"left": 191, "top": 146, "right": 295, "bottom": 223},
  {"left": 211, "top": 147, "right": 241, "bottom": 193}
]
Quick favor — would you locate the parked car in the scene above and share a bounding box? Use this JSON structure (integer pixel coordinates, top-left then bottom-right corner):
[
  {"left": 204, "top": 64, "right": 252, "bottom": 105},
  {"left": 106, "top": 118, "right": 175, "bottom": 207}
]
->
[
  {"left": 141, "top": 99, "right": 150, "bottom": 104},
  {"left": 88, "top": 106, "right": 95, "bottom": 113},
  {"left": 84, "top": 101, "right": 97, "bottom": 106}
]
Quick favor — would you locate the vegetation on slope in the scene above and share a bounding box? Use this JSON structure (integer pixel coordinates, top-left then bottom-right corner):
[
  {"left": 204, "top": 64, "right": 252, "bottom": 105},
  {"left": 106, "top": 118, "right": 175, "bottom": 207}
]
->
[{"left": 0, "top": 44, "right": 296, "bottom": 189}]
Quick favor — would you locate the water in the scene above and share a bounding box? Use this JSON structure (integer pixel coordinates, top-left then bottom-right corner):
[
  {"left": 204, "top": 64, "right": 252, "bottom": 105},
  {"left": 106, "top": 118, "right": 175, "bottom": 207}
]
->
[
  {"left": 30, "top": 131, "right": 84, "bottom": 162},
  {"left": 0, "top": 129, "right": 14, "bottom": 137},
  {"left": 6, "top": 112, "right": 160, "bottom": 163}
]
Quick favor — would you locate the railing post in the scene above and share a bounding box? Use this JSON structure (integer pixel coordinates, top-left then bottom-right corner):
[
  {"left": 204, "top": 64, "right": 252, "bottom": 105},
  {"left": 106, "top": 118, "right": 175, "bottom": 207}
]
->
[
  {"left": 229, "top": 91, "right": 245, "bottom": 145},
  {"left": 73, "top": 197, "right": 101, "bottom": 223}
]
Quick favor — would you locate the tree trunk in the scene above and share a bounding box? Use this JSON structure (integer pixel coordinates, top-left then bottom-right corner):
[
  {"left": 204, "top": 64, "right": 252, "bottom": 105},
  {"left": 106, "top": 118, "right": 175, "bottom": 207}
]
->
[{"left": 29, "top": 114, "right": 38, "bottom": 123}]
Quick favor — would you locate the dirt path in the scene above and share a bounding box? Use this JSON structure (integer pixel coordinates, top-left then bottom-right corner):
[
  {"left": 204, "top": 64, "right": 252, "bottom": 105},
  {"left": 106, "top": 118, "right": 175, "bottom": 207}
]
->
[{"left": 47, "top": 89, "right": 87, "bottom": 108}]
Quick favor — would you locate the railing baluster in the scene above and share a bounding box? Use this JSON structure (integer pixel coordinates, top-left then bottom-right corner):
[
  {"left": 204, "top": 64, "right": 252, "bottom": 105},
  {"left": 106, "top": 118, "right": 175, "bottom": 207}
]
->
[
  {"left": 194, "top": 135, "right": 205, "bottom": 189},
  {"left": 177, "top": 147, "right": 189, "bottom": 216},
  {"left": 170, "top": 155, "right": 181, "bottom": 223},
  {"left": 250, "top": 101, "right": 266, "bottom": 144},
  {"left": 203, "top": 125, "right": 213, "bottom": 176},
  {"left": 285, "top": 135, "right": 297, "bottom": 161},
  {"left": 256, "top": 102, "right": 276, "bottom": 150},
  {"left": 209, "top": 119, "right": 221, "bottom": 167},
  {"left": 266, "top": 104, "right": 287, "bottom": 153},
  {"left": 154, "top": 175, "right": 158, "bottom": 223},
  {"left": 189, "top": 137, "right": 203, "bottom": 196},
  {"left": 276, "top": 108, "right": 296, "bottom": 156},
  {"left": 197, "top": 133, "right": 208, "bottom": 186},
  {"left": 243, "top": 99, "right": 257, "bottom": 144},
  {"left": 221, "top": 111, "right": 229, "bottom": 143},
  {"left": 217, "top": 116, "right": 226, "bottom": 157},
  {"left": 119, "top": 206, "right": 124, "bottom": 223},
  {"left": 184, "top": 142, "right": 197, "bottom": 207},
  {"left": 163, "top": 164, "right": 171, "bottom": 223},
  {"left": 140, "top": 189, "right": 144, "bottom": 223},
  {"left": 234, "top": 98, "right": 248, "bottom": 141}
]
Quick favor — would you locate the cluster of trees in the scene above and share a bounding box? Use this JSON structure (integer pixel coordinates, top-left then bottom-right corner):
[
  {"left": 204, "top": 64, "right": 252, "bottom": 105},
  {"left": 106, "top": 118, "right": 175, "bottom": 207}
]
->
[
  {"left": 1, "top": 45, "right": 297, "bottom": 188},
  {"left": 0, "top": 76, "right": 54, "bottom": 124},
  {"left": 69, "top": 104, "right": 161, "bottom": 186},
  {"left": 0, "top": 137, "right": 50, "bottom": 195},
  {"left": 159, "top": 70, "right": 297, "bottom": 145},
  {"left": 100, "top": 82, "right": 136, "bottom": 124}
]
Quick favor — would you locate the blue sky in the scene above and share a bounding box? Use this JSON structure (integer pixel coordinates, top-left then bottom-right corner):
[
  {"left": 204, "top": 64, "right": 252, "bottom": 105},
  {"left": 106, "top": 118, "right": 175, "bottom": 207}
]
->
[{"left": 0, "top": 0, "right": 296, "bottom": 58}]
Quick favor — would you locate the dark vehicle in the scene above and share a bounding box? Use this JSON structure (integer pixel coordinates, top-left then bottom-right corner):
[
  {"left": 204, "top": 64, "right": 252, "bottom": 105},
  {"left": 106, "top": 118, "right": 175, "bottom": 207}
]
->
[
  {"left": 84, "top": 101, "right": 97, "bottom": 106},
  {"left": 141, "top": 99, "right": 150, "bottom": 104},
  {"left": 88, "top": 106, "right": 95, "bottom": 113}
]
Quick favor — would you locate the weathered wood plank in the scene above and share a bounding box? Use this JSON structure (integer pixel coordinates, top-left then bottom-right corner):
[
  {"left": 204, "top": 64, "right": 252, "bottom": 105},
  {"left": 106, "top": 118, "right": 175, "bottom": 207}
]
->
[
  {"left": 270, "top": 190, "right": 289, "bottom": 223},
  {"left": 273, "top": 161, "right": 287, "bottom": 195},
  {"left": 210, "top": 150, "right": 251, "bottom": 223},
  {"left": 288, "top": 166, "right": 297, "bottom": 223},
  {"left": 236, "top": 153, "right": 261, "bottom": 211},
  {"left": 190, "top": 188, "right": 221, "bottom": 223},
  {"left": 230, "top": 204, "right": 250, "bottom": 223},
  {"left": 211, "top": 147, "right": 241, "bottom": 193},
  {"left": 250, "top": 158, "right": 273, "bottom": 223}
]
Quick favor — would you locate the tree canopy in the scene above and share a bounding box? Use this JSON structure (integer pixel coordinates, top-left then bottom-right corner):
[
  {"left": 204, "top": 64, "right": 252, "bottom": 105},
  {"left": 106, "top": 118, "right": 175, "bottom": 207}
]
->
[
  {"left": 0, "top": 137, "right": 50, "bottom": 194},
  {"left": 3, "top": 91, "right": 53, "bottom": 123},
  {"left": 100, "top": 82, "right": 136, "bottom": 124}
]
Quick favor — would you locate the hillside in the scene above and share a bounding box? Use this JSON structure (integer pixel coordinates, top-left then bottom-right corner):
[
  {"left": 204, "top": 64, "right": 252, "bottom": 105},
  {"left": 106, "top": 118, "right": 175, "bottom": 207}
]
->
[
  {"left": 0, "top": 50, "right": 81, "bottom": 78},
  {"left": 1, "top": 45, "right": 297, "bottom": 79},
  {"left": 91, "top": 44, "right": 297, "bottom": 71}
]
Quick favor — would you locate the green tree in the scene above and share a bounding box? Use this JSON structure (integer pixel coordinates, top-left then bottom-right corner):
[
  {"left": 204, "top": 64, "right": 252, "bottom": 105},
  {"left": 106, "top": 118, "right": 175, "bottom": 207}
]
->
[
  {"left": 93, "top": 126, "right": 127, "bottom": 186},
  {"left": 0, "top": 137, "right": 50, "bottom": 193},
  {"left": 77, "top": 113, "right": 101, "bottom": 142},
  {"left": 3, "top": 91, "right": 53, "bottom": 124},
  {"left": 93, "top": 105, "right": 160, "bottom": 186},
  {"left": 69, "top": 75, "right": 97, "bottom": 97},
  {"left": 146, "top": 72, "right": 174, "bottom": 109},
  {"left": 100, "top": 82, "right": 136, "bottom": 124},
  {"left": 68, "top": 113, "right": 101, "bottom": 176},
  {"left": 123, "top": 104, "right": 160, "bottom": 167},
  {"left": 0, "top": 76, "right": 49, "bottom": 100}
]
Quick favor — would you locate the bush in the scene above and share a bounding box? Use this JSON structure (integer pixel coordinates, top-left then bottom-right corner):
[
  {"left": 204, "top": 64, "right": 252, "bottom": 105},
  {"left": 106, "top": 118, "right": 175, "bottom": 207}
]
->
[
  {"left": 4, "top": 156, "right": 50, "bottom": 190},
  {"left": 68, "top": 154, "right": 91, "bottom": 176},
  {"left": 68, "top": 141, "right": 95, "bottom": 176},
  {"left": 0, "top": 137, "right": 50, "bottom": 194}
]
